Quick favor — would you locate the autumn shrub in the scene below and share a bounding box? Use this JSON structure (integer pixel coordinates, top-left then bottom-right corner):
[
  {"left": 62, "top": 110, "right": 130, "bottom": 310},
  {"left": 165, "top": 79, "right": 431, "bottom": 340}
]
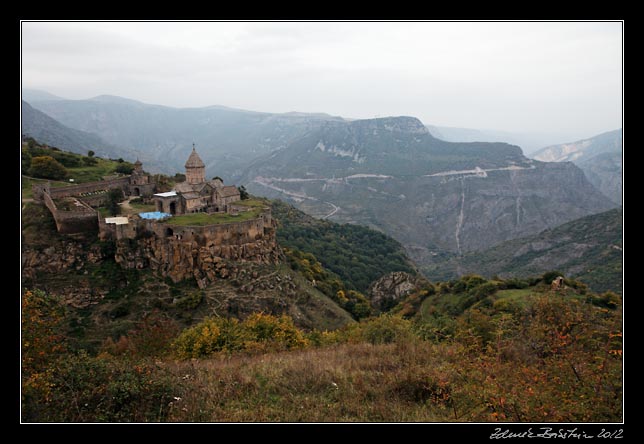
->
[
  {"left": 173, "top": 317, "right": 238, "bottom": 359},
  {"left": 22, "top": 352, "right": 176, "bottom": 422},
  {"left": 305, "top": 329, "right": 344, "bottom": 346},
  {"left": 593, "top": 290, "right": 621, "bottom": 309},
  {"left": 241, "top": 313, "right": 309, "bottom": 351},
  {"left": 413, "top": 314, "right": 456, "bottom": 342},
  {"left": 172, "top": 313, "right": 308, "bottom": 359},
  {"left": 436, "top": 293, "right": 622, "bottom": 422},
  {"left": 100, "top": 312, "right": 179, "bottom": 358},
  {"left": 22, "top": 289, "right": 67, "bottom": 376},
  {"left": 346, "top": 314, "right": 414, "bottom": 345}
]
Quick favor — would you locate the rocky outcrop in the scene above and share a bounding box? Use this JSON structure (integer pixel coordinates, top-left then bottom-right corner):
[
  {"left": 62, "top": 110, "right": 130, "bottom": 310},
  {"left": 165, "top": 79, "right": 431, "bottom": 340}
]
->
[
  {"left": 22, "top": 242, "right": 107, "bottom": 280},
  {"left": 22, "top": 241, "right": 110, "bottom": 308},
  {"left": 368, "top": 271, "right": 428, "bottom": 311},
  {"left": 115, "top": 227, "right": 281, "bottom": 288},
  {"left": 532, "top": 129, "right": 622, "bottom": 205},
  {"left": 60, "top": 284, "right": 108, "bottom": 309}
]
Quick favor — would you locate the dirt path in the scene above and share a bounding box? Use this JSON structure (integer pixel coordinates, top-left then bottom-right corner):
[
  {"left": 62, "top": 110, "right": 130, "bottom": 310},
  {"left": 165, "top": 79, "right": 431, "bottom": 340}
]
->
[
  {"left": 118, "top": 196, "right": 135, "bottom": 213},
  {"left": 322, "top": 201, "right": 340, "bottom": 219}
]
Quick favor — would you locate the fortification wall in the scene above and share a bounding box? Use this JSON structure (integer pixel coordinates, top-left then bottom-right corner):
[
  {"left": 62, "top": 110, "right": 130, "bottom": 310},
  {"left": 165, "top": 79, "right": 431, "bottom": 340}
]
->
[
  {"left": 128, "top": 182, "right": 155, "bottom": 197},
  {"left": 153, "top": 216, "right": 267, "bottom": 246},
  {"left": 79, "top": 193, "right": 110, "bottom": 207},
  {"left": 114, "top": 211, "right": 280, "bottom": 287},
  {"left": 55, "top": 211, "right": 98, "bottom": 234},
  {"left": 46, "top": 176, "right": 131, "bottom": 199},
  {"left": 42, "top": 191, "right": 98, "bottom": 234}
]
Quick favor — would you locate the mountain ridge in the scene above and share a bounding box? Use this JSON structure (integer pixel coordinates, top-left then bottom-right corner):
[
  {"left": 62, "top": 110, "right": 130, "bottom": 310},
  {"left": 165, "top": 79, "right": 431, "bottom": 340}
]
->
[
  {"left": 422, "top": 207, "right": 623, "bottom": 293},
  {"left": 26, "top": 93, "right": 347, "bottom": 181},
  {"left": 532, "top": 129, "right": 622, "bottom": 204},
  {"left": 242, "top": 116, "right": 616, "bottom": 270},
  {"left": 21, "top": 100, "right": 138, "bottom": 160}
]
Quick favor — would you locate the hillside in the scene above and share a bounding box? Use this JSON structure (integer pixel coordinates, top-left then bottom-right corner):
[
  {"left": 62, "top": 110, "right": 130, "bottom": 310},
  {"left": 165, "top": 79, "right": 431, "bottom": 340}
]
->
[
  {"left": 22, "top": 271, "right": 622, "bottom": 422},
  {"left": 22, "top": 88, "right": 66, "bottom": 102},
  {"left": 27, "top": 94, "right": 345, "bottom": 181},
  {"left": 532, "top": 129, "right": 622, "bottom": 204},
  {"left": 242, "top": 116, "right": 617, "bottom": 269},
  {"left": 271, "top": 200, "right": 417, "bottom": 293},
  {"left": 20, "top": 143, "right": 622, "bottom": 422},
  {"left": 21, "top": 200, "right": 356, "bottom": 349},
  {"left": 423, "top": 208, "right": 623, "bottom": 293},
  {"left": 21, "top": 101, "right": 134, "bottom": 160},
  {"left": 21, "top": 137, "right": 427, "bottom": 320}
]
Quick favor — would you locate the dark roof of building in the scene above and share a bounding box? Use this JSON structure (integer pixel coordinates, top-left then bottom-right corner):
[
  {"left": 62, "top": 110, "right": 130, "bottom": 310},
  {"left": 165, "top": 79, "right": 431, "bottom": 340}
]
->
[
  {"left": 185, "top": 147, "right": 205, "bottom": 169},
  {"left": 182, "top": 192, "right": 200, "bottom": 200},
  {"left": 219, "top": 186, "right": 241, "bottom": 198},
  {"left": 175, "top": 182, "right": 194, "bottom": 193},
  {"left": 208, "top": 178, "right": 223, "bottom": 188},
  {"left": 194, "top": 182, "right": 211, "bottom": 194}
]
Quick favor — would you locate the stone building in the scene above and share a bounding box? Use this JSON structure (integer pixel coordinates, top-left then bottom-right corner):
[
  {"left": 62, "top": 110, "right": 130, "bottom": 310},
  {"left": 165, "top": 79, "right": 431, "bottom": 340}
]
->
[
  {"left": 128, "top": 159, "right": 155, "bottom": 196},
  {"left": 153, "top": 145, "right": 241, "bottom": 215},
  {"left": 33, "top": 159, "right": 156, "bottom": 234}
]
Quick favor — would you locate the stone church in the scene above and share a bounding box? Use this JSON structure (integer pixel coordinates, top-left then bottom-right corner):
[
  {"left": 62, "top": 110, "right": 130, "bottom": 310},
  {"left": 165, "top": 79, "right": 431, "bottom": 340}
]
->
[{"left": 154, "top": 145, "right": 241, "bottom": 215}]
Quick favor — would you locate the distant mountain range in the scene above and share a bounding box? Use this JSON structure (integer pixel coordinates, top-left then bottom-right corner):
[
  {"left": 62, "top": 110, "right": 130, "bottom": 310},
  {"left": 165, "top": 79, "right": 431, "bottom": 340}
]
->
[
  {"left": 23, "top": 90, "right": 345, "bottom": 182},
  {"left": 21, "top": 89, "right": 619, "bottom": 279},
  {"left": 21, "top": 100, "right": 138, "bottom": 161},
  {"left": 21, "top": 88, "right": 65, "bottom": 102},
  {"left": 240, "top": 116, "right": 616, "bottom": 268},
  {"left": 425, "top": 125, "right": 569, "bottom": 155},
  {"left": 532, "top": 129, "right": 622, "bottom": 204},
  {"left": 423, "top": 207, "right": 622, "bottom": 293}
]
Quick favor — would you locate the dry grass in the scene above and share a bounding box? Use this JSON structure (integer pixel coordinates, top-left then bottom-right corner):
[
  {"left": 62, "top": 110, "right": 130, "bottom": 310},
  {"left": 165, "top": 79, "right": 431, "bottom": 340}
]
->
[{"left": 164, "top": 341, "right": 460, "bottom": 422}]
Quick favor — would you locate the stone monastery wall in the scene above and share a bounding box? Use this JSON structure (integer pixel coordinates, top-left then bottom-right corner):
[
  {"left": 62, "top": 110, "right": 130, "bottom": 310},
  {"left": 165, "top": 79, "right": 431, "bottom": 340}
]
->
[
  {"left": 41, "top": 188, "right": 98, "bottom": 234},
  {"left": 47, "top": 177, "right": 131, "bottom": 199}
]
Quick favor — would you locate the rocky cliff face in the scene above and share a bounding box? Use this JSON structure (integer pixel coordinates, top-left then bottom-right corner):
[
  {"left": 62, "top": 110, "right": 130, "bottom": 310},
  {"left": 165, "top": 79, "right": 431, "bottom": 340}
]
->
[
  {"left": 532, "top": 129, "right": 622, "bottom": 204},
  {"left": 114, "top": 224, "right": 281, "bottom": 288},
  {"left": 22, "top": 201, "right": 354, "bottom": 331},
  {"left": 22, "top": 241, "right": 110, "bottom": 308},
  {"left": 368, "top": 271, "right": 429, "bottom": 312}
]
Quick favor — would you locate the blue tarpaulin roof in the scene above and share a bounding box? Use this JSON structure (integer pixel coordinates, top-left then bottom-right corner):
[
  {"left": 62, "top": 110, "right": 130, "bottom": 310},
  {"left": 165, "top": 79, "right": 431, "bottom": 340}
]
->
[{"left": 139, "top": 211, "right": 171, "bottom": 220}]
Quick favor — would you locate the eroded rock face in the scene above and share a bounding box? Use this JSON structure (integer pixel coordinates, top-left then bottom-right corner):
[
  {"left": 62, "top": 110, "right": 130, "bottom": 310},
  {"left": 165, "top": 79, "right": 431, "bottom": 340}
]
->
[
  {"left": 22, "top": 242, "right": 106, "bottom": 280},
  {"left": 115, "top": 225, "right": 281, "bottom": 288},
  {"left": 368, "top": 271, "right": 428, "bottom": 311},
  {"left": 22, "top": 242, "right": 110, "bottom": 307},
  {"left": 60, "top": 284, "right": 108, "bottom": 309}
]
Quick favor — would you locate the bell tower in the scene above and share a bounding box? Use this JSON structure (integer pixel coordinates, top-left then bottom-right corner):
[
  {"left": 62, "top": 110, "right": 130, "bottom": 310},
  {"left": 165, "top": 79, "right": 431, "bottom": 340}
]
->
[{"left": 185, "top": 143, "right": 206, "bottom": 185}]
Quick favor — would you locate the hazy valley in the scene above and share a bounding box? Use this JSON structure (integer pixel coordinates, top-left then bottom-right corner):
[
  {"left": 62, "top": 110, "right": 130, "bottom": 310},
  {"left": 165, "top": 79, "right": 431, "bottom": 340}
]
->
[{"left": 21, "top": 91, "right": 622, "bottom": 423}]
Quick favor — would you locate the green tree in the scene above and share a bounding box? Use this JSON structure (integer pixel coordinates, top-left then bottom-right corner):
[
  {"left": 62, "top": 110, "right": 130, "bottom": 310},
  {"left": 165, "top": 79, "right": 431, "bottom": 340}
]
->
[
  {"left": 22, "top": 147, "right": 32, "bottom": 171},
  {"left": 82, "top": 156, "right": 98, "bottom": 166},
  {"left": 238, "top": 185, "right": 249, "bottom": 200},
  {"left": 115, "top": 162, "right": 135, "bottom": 174},
  {"left": 29, "top": 156, "right": 67, "bottom": 180},
  {"left": 87, "top": 150, "right": 95, "bottom": 157},
  {"left": 107, "top": 189, "right": 123, "bottom": 216}
]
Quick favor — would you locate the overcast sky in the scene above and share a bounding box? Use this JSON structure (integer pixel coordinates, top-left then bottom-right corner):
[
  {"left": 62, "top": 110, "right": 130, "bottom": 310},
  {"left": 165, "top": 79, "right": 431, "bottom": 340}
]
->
[{"left": 21, "top": 21, "right": 622, "bottom": 140}]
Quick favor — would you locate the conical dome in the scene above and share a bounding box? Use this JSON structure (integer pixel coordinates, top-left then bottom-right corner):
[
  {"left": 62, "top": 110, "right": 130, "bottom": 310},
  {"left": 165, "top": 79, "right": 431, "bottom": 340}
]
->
[{"left": 185, "top": 146, "right": 205, "bottom": 168}]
